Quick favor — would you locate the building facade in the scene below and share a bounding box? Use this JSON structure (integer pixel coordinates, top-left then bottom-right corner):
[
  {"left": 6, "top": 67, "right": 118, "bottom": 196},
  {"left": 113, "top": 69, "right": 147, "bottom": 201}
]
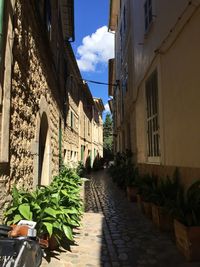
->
[
  {"left": 109, "top": 0, "right": 200, "bottom": 187},
  {"left": 0, "top": 0, "right": 104, "bottom": 218},
  {"left": 0, "top": 0, "right": 75, "bottom": 215},
  {"left": 92, "top": 98, "right": 104, "bottom": 164}
]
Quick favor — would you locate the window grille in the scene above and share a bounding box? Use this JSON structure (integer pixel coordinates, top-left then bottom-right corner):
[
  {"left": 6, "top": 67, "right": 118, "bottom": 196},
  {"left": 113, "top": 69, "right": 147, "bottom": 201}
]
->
[
  {"left": 145, "top": 70, "right": 160, "bottom": 158},
  {"left": 144, "top": 0, "right": 152, "bottom": 32}
]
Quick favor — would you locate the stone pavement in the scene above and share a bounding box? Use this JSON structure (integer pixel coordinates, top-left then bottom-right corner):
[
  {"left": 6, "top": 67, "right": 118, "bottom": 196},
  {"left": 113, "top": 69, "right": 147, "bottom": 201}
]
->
[{"left": 41, "top": 170, "right": 200, "bottom": 267}]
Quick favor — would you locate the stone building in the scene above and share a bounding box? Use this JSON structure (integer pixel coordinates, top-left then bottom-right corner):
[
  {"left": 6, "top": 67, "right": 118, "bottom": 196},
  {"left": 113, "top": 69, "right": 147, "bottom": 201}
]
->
[
  {"left": 0, "top": 0, "right": 96, "bottom": 219},
  {"left": 92, "top": 97, "right": 104, "bottom": 164},
  {"left": 109, "top": 0, "right": 200, "bottom": 187},
  {"left": 0, "top": 0, "right": 105, "bottom": 219},
  {"left": 62, "top": 42, "right": 81, "bottom": 168},
  {"left": 0, "top": 0, "right": 75, "bottom": 216}
]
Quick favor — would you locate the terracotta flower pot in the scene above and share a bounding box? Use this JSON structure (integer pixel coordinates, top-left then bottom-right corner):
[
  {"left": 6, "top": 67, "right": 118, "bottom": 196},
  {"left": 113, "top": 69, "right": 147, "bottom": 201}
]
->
[
  {"left": 143, "top": 201, "right": 152, "bottom": 219},
  {"left": 136, "top": 194, "right": 144, "bottom": 213},
  {"left": 174, "top": 219, "right": 200, "bottom": 261},
  {"left": 126, "top": 186, "right": 137, "bottom": 202},
  {"left": 151, "top": 204, "right": 173, "bottom": 231}
]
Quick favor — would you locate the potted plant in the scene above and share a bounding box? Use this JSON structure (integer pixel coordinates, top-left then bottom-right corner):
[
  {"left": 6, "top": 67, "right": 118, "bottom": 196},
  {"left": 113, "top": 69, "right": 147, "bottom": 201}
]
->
[
  {"left": 171, "top": 180, "right": 200, "bottom": 261},
  {"left": 108, "top": 151, "right": 129, "bottom": 190},
  {"left": 125, "top": 164, "right": 138, "bottom": 202},
  {"left": 137, "top": 174, "right": 157, "bottom": 219},
  {"left": 151, "top": 170, "right": 180, "bottom": 231}
]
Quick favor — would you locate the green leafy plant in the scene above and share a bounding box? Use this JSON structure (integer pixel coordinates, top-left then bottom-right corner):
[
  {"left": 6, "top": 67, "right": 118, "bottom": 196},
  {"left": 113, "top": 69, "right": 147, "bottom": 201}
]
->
[
  {"left": 151, "top": 170, "right": 180, "bottom": 207},
  {"left": 170, "top": 180, "right": 200, "bottom": 226},
  {"left": 76, "top": 161, "right": 86, "bottom": 177},
  {"left": 4, "top": 166, "right": 83, "bottom": 246},
  {"left": 125, "top": 164, "right": 139, "bottom": 187},
  {"left": 135, "top": 173, "right": 158, "bottom": 202},
  {"left": 109, "top": 150, "right": 134, "bottom": 190}
]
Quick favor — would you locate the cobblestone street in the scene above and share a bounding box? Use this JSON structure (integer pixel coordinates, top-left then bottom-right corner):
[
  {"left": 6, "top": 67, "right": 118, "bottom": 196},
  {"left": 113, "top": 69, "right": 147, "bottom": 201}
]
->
[{"left": 41, "top": 170, "right": 200, "bottom": 267}]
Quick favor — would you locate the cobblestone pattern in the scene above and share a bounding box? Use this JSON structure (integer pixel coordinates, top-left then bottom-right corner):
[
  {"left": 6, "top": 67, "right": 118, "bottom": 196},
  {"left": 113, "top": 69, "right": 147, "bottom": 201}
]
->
[{"left": 41, "top": 170, "right": 200, "bottom": 267}]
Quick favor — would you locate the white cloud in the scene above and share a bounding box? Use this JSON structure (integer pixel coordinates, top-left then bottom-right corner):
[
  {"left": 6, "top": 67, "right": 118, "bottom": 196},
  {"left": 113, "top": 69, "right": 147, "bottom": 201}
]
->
[
  {"left": 104, "top": 103, "right": 110, "bottom": 113},
  {"left": 76, "top": 26, "right": 114, "bottom": 72}
]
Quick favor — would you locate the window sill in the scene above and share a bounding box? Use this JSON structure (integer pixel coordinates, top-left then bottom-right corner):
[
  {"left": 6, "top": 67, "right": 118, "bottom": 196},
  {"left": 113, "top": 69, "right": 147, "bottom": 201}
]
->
[{"left": 147, "top": 156, "right": 161, "bottom": 164}]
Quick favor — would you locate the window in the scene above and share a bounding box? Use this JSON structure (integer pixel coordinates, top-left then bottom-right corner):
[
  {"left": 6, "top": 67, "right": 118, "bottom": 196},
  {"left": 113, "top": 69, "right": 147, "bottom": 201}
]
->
[
  {"left": 146, "top": 70, "right": 160, "bottom": 158},
  {"left": 81, "top": 145, "right": 85, "bottom": 161},
  {"left": 84, "top": 115, "right": 86, "bottom": 138},
  {"left": 144, "top": 0, "right": 152, "bottom": 32},
  {"left": 44, "top": 0, "right": 52, "bottom": 39},
  {"left": 123, "top": 6, "right": 126, "bottom": 32},
  {"left": 70, "top": 111, "right": 74, "bottom": 129},
  {"left": 88, "top": 120, "right": 91, "bottom": 136}
]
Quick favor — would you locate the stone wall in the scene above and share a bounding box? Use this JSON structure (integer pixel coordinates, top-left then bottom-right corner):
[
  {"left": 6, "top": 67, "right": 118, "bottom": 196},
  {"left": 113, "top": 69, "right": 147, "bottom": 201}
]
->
[{"left": 0, "top": 0, "right": 62, "bottom": 204}]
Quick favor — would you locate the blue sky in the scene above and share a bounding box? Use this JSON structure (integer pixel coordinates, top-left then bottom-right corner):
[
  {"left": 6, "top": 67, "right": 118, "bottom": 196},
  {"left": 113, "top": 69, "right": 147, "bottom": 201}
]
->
[{"left": 71, "top": 0, "right": 114, "bottom": 116}]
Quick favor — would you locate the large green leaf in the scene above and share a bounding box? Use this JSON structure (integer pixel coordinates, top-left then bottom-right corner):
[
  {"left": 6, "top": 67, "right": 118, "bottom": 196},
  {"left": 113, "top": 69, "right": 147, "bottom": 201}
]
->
[
  {"left": 63, "top": 208, "right": 79, "bottom": 214},
  {"left": 41, "top": 217, "right": 56, "bottom": 222},
  {"left": 62, "top": 225, "right": 73, "bottom": 241},
  {"left": 19, "top": 204, "right": 32, "bottom": 220},
  {"left": 4, "top": 206, "right": 17, "bottom": 216},
  {"left": 44, "top": 207, "right": 59, "bottom": 217},
  {"left": 13, "top": 214, "right": 23, "bottom": 224},
  {"left": 43, "top": 222, "right": 53, "bottom": 236},
  {"left": 61, "top": 190, "right": 69, "bottom": 197},
  {"left": 53, "top": 221, "right": 61, "bottom": 230},
  {"left": 12, "top": 186, "right": 19, "bottom": 205}
]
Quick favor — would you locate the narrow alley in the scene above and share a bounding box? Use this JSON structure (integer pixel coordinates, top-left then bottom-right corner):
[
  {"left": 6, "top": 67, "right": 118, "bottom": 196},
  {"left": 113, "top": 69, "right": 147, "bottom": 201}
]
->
[{"left": 41, "top": 170, "right": 200, "bottom": 267}]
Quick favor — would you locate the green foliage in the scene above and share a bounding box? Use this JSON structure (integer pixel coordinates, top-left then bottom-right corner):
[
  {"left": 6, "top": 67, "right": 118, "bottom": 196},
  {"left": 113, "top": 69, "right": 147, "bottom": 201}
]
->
[
  {"left": 151, "top": 175, "right": 180, "bottom": 207},
  {"left": 134, "top": 167, "right": 200, "bottom": 226},
  {"left": 108, "top": 150, "right": 137, "bottom": 189},
  {"left": 135, "top": 168, "right": 180, "bottom": 206},
  {"left": 85, "top": 156, "right": 92, "bottom": 173},
  {"left": 93, "top": 156, "right": 104, "bottom": 171},
  {"left": 170, "top": 180, "right": 200, "bottom": 226},
  {"left": 76, "top": 161, "right": 87, "bottom": 177},
  {"left": 103, "top": 114, "right": 113, "bottom": 161},
  {"left": 4, "top": 166, "right": 83, "bottom": 245},
  {"left": 136, "top": 174, "right": 158, "bottom": 202}
]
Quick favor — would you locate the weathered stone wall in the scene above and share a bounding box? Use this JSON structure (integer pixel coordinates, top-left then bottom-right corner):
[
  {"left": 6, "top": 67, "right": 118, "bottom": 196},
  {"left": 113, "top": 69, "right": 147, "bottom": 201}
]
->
[
  {"left": 8, "top": 0, "right": 60, "bottom": 189},
  {"left": 63, "top": 91, "right": 79, "bottom": 166}
]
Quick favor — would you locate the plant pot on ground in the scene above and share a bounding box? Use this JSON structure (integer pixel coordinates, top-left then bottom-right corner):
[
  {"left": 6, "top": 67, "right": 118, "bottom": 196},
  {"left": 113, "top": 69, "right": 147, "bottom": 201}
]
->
[
  {"left": 174, "top": 219, "right": 200, "bottom": 261},
  {"left": 125, "top": 164, "right": 138, "bottom": 202},
  {"left": 136, "top": 173, "right": 157, "bottom": 219},
  {"left": 136, "top": 194, "right": 144, "bottom": 213},
  {"left": 143, "top": 201, "right": 152, "bottom": 219},
  {"left": 151, "top": 204, "right": 173, "bottom": 231},
  {"left": 126, "top": 186, "right": 138, "bottom": 202},
  {"left": 151, "top": 173, "right": 180, "bottom": 231},
  {"left": 172, "top": 180, "right": 200, "bottom": 261}
]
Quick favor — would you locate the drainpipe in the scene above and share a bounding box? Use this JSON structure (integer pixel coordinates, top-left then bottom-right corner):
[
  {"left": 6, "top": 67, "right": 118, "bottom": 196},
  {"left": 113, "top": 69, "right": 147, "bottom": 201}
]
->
[{"left": 0, "top": 0, "right": 4, "bottom": 64}]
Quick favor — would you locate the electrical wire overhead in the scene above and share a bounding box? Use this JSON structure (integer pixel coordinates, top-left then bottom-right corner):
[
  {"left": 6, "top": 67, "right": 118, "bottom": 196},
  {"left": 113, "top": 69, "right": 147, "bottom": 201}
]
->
[{"left": 82, "top": 79, "right": 118, "bottom": 87}]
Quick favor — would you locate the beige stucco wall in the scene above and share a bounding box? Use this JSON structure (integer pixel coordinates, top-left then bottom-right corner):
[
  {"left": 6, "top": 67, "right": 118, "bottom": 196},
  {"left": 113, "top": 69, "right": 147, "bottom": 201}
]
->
[
  {"left": 110, "top": 0, "right": 200, "bottom": 179},
  {"left": 161, "top": 8, "right": 200, "bottom": 168},
  {"left": 132, "top": 0, "right": 189, "bottom": 87},
  {"left": 120, "top": 0, "right": 200, "bottom": 168}
]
